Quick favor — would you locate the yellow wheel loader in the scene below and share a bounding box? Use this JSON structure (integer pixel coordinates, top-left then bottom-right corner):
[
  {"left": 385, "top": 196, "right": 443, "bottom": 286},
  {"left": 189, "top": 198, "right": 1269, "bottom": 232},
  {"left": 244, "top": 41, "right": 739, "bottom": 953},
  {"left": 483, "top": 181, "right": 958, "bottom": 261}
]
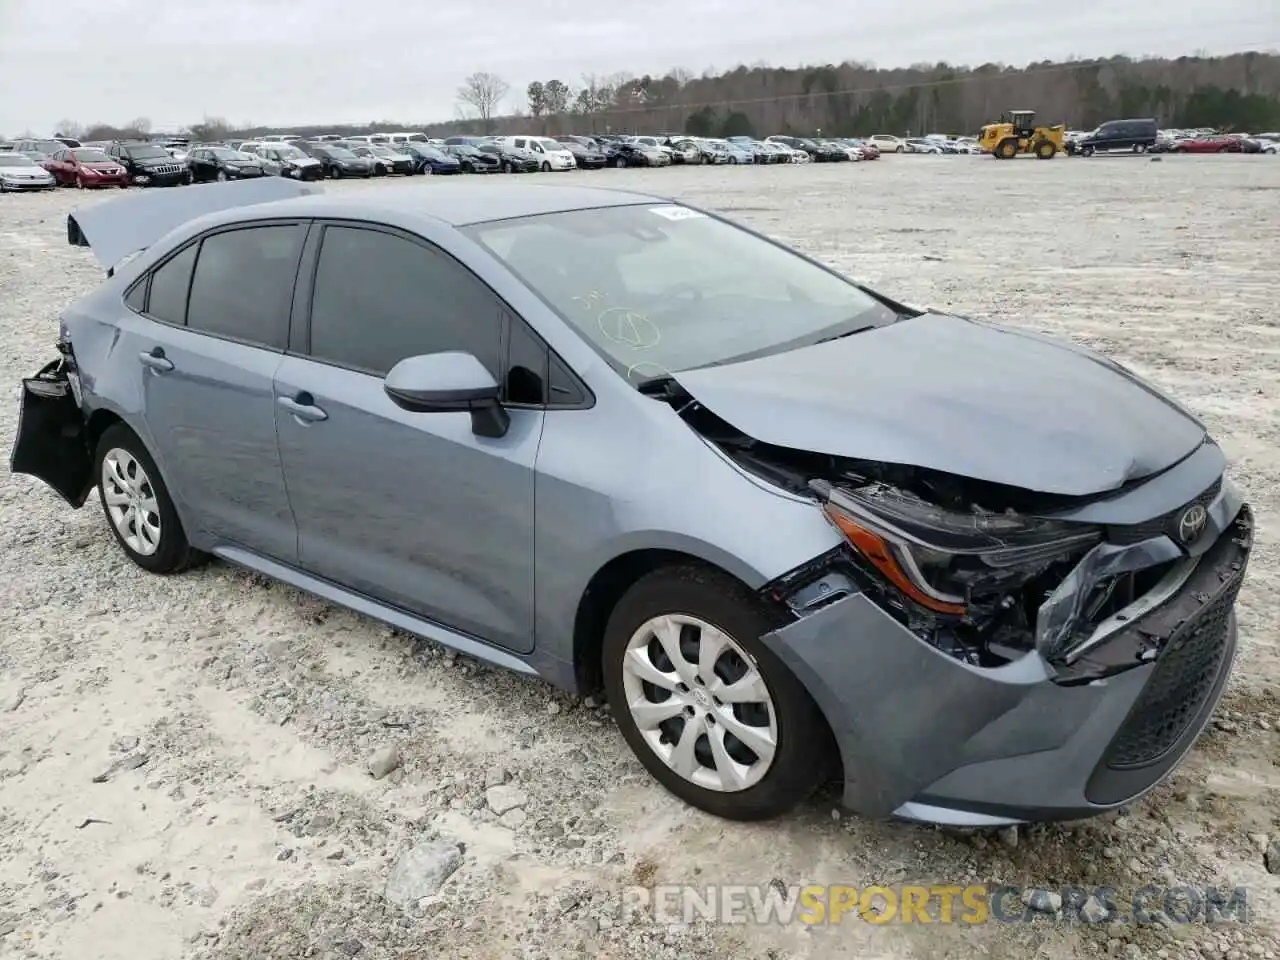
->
[{"left": 978, "top": 111, "right": 1065, "bottom": 159}]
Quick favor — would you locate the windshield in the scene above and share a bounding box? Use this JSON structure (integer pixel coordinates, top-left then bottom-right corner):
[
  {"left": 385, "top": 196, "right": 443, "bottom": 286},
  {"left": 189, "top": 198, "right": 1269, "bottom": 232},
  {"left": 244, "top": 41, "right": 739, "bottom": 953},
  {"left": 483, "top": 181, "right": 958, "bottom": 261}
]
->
[
  {"left": 0, "top": 154, "right": 34, "bottom": 167},
  {"left": 464, "top": 204, "right": 895, "bottom": 384},
  {"left": 477, "top": 144, "right": 500, "bottom": 153},
  {"left": 275, "top": 146, "right": 306, "bottom": 159},
  {"left": 327, "top": 147, "right": 357, "bottom": 159},
  {"left": 33, "top": 140, "right": 63, "bottom": 153},
  {"left": 126, "top": 145, "right": 169, "bottom": 159},
  {"left": 419, "top": 147, "right": 448, "bottom": 160},
  {"left": 537, "top": 139, "right": 562, "bottom": 151},
  {"left": 72, "top": 149, "right": 111, "bottom": 162},
  {"left": 209, "top": 148, "right": 241, "bottom": 160}
]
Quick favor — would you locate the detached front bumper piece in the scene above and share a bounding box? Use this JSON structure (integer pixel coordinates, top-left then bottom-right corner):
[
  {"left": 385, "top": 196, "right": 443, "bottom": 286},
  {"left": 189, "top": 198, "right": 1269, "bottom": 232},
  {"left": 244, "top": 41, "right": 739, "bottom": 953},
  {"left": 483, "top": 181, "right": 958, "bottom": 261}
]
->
[{"left": 762, "top": 499, "right": 1252, "bottom": 825}]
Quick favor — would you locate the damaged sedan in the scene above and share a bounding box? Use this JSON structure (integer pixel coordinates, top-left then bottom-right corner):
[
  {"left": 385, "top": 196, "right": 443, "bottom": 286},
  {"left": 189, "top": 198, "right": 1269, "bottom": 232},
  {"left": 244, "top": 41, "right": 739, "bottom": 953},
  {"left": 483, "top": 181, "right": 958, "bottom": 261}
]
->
[{"left": 11, "top": 181, "right": 1251, "bottom": 825}]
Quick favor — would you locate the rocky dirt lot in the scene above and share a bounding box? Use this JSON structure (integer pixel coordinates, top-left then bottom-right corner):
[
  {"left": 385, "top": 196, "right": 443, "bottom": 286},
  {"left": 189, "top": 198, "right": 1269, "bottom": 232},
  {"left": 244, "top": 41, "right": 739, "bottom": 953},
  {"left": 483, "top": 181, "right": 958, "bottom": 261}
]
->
[{"left": 0, "top": 154, "right": 1278, "bottom": 960}]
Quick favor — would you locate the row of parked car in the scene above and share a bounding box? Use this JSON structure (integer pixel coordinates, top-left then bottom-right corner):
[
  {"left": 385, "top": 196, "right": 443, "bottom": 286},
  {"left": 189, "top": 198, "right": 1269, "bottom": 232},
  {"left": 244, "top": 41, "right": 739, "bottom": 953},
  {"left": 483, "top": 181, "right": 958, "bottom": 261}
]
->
[
  {"left": 0, "top": 129, "right": 900, "bottom": 192},
  {"left": 1063, "top": 120, "right": 1280, "bottom": 155}
]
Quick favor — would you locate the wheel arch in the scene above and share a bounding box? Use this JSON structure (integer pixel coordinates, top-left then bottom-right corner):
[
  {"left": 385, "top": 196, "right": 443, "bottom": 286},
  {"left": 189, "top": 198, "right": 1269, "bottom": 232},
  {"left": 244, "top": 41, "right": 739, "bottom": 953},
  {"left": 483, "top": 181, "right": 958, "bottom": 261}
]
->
[{"left": 571, "top": 547, "right": 761, "bottom": 695}]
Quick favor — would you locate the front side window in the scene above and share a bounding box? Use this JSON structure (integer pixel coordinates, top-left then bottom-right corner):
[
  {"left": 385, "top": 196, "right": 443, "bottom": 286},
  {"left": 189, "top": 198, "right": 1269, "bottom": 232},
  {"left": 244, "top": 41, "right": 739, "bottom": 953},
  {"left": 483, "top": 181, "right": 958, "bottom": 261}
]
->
[
  {"left": 464, "top": 204, "right": 898, "bottom": 385},
  {"left": 307, "top": 226, "right": 501, "bottom": 377},
  {"left": 185, "top": 226, "right": 303, "bottom": 348}
]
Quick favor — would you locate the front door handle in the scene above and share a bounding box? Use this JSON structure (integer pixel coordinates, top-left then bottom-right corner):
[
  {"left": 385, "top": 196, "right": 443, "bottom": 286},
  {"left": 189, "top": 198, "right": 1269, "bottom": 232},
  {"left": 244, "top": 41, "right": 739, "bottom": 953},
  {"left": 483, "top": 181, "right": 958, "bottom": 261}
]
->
[
  {"left": 139, "top": 348, "right": 174, "bottom": 373},
  {"left": 278, "top": 393, "right": 328, "bottom": 423}
]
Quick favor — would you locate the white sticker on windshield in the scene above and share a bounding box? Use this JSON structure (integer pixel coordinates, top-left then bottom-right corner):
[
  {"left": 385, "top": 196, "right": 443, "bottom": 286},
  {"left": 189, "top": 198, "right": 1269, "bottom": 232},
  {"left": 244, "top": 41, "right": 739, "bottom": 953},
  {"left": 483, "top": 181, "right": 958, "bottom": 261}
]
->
[{"left": 648, "top": 205, "right": 706, "bottom": 221}]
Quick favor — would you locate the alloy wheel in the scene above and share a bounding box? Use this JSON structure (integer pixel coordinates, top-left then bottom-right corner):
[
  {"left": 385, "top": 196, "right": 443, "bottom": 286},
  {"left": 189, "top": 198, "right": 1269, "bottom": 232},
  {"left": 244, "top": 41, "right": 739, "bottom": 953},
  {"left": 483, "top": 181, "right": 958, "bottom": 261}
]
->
[
  {"left": 621, "top": 614, "right": 778, "bottom": 792},
  {"left": 101, "top": 448, "right": 162, "bottom": 557}
]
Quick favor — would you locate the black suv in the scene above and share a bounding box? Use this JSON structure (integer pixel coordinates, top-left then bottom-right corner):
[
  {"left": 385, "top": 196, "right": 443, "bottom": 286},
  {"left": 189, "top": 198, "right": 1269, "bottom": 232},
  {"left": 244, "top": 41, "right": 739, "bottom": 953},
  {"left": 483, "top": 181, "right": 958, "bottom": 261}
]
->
[
  {"left": 1068, "top": 118, "right": 1159, "bottom": 156},
  {"left": 105, "top": 141, "right": 189, "bottom": 186}
]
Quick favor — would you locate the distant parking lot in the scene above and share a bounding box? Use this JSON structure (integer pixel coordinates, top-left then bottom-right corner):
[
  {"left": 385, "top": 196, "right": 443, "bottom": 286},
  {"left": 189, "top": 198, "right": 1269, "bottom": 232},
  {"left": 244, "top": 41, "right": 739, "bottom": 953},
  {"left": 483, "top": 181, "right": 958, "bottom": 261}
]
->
[{"left": 1, "top": 154, "right": 1277, "bottom": 960}]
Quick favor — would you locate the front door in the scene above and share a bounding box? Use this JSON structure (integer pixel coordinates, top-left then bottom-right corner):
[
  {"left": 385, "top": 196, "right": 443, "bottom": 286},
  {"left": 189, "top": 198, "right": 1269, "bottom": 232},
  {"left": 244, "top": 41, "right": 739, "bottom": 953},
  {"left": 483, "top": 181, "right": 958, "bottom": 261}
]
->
[
  {"left": 275, "top": 222, "right": 540, "bottom": 653},
  {"left": 126, "top": 223, "right": 307, "bottom": 561}
]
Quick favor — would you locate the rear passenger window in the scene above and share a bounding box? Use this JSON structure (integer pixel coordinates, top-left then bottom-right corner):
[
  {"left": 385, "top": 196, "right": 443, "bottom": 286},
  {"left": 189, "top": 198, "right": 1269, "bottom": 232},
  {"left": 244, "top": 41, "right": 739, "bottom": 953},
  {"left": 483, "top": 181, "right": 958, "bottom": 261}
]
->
[
  {"left": 124, "top": 278, "right": 147, "bottom": 313},
  {"left": 307, "top": 226, "right": 501, "bottom": 376},
  {"left": 185, "top": 225, "right": 303, "bottom": 349},
  {"left": 145, "top": 244, "right": 197, "bottom": 325}
]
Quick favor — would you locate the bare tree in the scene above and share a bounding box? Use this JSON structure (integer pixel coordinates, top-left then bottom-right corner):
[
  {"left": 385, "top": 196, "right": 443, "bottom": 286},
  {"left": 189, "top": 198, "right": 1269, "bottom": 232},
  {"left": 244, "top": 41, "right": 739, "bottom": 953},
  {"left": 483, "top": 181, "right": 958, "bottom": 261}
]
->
[
  {"left": 127, "top": 117, "right": 152, "bottom": 135},
  {"left": 187, "top": 115, "right": 231, "bottom": 142},
  {"left": 457, "top": 72, "right": 510, "bottom": 133},
  {"left": 54, "top": 119, "right": 86, "bottom": 139}
]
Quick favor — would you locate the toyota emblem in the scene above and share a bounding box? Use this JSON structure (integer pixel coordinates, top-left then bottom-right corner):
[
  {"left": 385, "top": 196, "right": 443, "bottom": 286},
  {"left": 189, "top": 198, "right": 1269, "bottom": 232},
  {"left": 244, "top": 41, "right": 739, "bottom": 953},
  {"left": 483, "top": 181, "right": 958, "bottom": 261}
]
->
[{"left": 1176, "top": 503, "right": 1208, "bottom": 544}]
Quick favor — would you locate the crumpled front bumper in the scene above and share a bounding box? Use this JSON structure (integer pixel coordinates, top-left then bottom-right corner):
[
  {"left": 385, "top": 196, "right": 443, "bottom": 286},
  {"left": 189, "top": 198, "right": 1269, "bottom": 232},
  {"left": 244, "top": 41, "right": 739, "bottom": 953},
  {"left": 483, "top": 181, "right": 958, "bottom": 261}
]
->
[{"left": 761, "top": 491, "right": 1252, "bottom": 825}]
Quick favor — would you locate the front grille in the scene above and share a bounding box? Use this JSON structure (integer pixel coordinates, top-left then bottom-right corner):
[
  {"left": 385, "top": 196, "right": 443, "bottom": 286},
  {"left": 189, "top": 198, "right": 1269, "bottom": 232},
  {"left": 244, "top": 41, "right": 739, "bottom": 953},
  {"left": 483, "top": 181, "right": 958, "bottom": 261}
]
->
[
  {"left": 1101, "top": 576, "right": 1240, "bottom": 769},
  {"left": 1107, "top": 477, "right": 1222, "bottom": 545}
]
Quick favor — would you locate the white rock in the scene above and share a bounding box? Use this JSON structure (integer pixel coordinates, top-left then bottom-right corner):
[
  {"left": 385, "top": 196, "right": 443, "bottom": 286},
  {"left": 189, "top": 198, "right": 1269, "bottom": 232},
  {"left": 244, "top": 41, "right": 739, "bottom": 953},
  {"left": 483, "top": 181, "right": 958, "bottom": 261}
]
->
[
  {"left": 498, "top": 808, "right": 527, "bottom": 830},
  {"left": 486, "top": 784, "right": 528, "bottom": 815},
  {"left": 384, "top": 842, "right": 463, "bottom": 906},
  {"left": 368, "top": 745, "right": 401, "bottom": 780}
]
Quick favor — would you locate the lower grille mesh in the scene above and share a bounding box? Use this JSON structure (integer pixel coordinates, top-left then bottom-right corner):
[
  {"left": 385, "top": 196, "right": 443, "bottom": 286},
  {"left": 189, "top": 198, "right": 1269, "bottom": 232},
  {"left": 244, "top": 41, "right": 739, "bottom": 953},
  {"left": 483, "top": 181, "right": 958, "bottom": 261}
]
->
[{"left": 1102, "top": 579, "right": 1240, "bottom": 769}]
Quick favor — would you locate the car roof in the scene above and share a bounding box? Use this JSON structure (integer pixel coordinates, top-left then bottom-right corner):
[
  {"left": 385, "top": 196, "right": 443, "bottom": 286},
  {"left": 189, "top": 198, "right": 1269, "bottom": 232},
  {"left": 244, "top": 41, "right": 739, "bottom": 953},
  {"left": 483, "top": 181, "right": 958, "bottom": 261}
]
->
[{"left": 206, "top": 182, "right": 667, "bottom": 229}]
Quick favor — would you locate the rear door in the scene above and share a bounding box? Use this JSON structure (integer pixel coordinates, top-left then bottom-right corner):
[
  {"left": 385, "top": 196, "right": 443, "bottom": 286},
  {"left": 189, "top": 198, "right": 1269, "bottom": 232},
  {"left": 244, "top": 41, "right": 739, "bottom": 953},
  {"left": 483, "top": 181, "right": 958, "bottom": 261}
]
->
[
  {"left": 128, "top": 221, "right": 307, "bottom": 560},
  {"left": 275, "top": 221, "right": 541, "bottom": 652}
]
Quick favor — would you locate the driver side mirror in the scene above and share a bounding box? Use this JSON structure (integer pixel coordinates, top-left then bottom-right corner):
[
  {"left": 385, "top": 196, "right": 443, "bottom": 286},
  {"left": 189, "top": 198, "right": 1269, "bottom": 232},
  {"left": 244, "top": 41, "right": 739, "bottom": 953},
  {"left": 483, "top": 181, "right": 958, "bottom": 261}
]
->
[{"left": 384, "top": 352, "right": 509, "bottom": 438}]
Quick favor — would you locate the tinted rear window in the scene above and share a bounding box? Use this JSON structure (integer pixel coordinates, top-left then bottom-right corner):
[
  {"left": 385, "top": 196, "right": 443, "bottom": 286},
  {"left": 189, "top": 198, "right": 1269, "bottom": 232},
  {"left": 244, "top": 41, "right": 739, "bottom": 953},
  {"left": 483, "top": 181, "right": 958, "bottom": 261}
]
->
[
  {"left": 145, "top": 245, "right": 197, "bottom": 324},
  {"left": 185, "top": 226, "right": 303, "bottom": 349}
]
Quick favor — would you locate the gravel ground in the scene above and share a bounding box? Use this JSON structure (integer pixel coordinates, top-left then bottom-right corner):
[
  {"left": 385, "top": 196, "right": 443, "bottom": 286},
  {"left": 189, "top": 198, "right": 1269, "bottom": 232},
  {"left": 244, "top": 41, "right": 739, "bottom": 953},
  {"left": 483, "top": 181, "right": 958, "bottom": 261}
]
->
[{"left": 1, "top": 154, "right": 1278, "bottom": 960}]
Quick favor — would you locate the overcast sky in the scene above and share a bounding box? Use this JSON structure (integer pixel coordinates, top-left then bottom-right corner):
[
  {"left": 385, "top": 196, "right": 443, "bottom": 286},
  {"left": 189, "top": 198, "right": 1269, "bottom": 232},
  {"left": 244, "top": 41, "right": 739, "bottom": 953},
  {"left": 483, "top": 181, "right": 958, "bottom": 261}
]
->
[{"left": 0, "top": 0, "right": 1274, "bottom": 134}]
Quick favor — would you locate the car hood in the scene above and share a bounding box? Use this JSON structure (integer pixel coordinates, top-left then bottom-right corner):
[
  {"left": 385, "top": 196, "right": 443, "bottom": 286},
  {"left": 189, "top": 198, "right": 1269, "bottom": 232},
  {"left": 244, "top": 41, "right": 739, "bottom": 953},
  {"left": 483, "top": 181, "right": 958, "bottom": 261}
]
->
[
  {"left": 672, "top": 312, "right": 1207, "bottom": 497},
  {"left": 68, "top": 177, "right": 324, "bottom": 268}
]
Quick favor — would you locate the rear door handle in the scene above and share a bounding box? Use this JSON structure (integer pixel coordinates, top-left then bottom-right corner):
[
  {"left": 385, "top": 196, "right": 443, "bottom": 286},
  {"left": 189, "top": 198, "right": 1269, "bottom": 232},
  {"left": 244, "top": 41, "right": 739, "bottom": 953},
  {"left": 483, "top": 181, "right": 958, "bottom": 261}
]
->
[
  {"left": 139, "top": 348, "right": 174, "bottom": 373},
  {"left": 278, "top": 393, "right": 328, "bottom": 423}
]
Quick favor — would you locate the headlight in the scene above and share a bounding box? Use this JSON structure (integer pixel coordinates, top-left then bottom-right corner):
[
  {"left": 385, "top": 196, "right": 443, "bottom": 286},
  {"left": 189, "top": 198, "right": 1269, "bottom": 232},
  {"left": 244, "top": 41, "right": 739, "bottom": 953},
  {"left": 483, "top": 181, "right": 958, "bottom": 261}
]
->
[{"left": 811, "top": 480, "right": 1100, "bottom": 615}]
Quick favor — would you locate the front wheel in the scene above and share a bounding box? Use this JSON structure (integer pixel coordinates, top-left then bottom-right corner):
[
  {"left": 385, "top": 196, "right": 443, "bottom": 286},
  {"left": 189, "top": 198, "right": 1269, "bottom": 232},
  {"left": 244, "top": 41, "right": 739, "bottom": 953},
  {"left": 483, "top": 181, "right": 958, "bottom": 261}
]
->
[
  {"left": 1034, "top": 140, "right": 1057, "bottom": 160},
  {"left": 329, "top": 167, "right": 342, "bottom": 179},
  {"left": 95, "top": 424, "right": 204, "bottom": 575},
  {"left": 602, "top": 565, "right": 830, "bottom": 821},
  {"left": 541, "top": 161, "right": 551, "bottom": 172}
]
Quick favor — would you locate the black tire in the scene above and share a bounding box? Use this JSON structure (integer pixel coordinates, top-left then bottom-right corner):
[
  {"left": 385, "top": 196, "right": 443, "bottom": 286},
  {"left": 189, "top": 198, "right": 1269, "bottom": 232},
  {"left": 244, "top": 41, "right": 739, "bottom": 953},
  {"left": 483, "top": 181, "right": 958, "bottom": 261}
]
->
[
  {"left": 94, "top": 424, "right": 204, "bottom": 575},
  {"left": 995, "top": 137, "right": 1019, "bottom": 159},
  {"left": 1034, "top": 140, "right": 1056, "bottom": 160},
  {"left": 601, "top": 564, "right": 830, "bottom": 821},
  {"left": 328, "top": 166, "right": 341, "bottom": 179},
  {"left": 614, "top": 155, "right": 626, "bottom": 168}
]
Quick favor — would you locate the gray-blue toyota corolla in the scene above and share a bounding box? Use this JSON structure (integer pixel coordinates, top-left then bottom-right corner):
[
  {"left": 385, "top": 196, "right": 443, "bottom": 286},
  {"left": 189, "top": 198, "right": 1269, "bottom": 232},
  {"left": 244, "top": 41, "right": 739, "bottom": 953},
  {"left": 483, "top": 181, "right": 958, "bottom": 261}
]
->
[{"left": 12, "top": 179, "right": 1252, "bottom": 825}]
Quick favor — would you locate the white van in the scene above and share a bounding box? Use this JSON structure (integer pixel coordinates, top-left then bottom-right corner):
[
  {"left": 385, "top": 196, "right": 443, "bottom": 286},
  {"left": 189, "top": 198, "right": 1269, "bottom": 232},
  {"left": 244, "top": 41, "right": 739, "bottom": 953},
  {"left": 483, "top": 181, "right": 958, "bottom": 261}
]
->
[{"left": 494, "top": 136, "right": 576, "bottom": 171}]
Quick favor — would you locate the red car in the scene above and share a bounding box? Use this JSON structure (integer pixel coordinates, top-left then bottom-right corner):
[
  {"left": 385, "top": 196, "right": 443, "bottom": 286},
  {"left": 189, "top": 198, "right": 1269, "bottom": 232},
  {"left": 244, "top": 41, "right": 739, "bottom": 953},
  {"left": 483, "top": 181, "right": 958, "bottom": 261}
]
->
[
  {"left": 1172, "top": 135, "right": 1243, "bottom": 154},
  {"left": 45, "top": 147, "right": 130, "bottom": 188}
]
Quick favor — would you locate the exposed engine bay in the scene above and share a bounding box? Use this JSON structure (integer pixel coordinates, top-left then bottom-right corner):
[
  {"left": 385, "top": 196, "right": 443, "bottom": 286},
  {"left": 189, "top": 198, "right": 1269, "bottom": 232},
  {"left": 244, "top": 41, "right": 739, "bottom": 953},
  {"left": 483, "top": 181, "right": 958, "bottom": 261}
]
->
[{"left": 643, "top": 378, "right": 1241, "bottom": 679}]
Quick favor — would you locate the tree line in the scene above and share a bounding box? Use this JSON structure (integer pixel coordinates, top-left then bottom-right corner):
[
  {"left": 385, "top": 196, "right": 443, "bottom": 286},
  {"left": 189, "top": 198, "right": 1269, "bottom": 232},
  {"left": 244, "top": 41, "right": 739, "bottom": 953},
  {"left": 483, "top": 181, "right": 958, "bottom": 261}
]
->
[{"left": 26, "top": 52, "right": 1280, "bottom": 144}]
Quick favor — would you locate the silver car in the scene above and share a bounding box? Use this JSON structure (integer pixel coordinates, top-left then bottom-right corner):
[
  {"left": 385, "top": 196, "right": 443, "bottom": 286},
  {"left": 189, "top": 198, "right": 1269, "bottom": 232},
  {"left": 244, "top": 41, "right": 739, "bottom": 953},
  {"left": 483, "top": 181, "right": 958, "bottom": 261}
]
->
[
  {"left": 0, "top": 151, "right": 56, "bottom": 190},
  {"left": 13, "top": 180, "right": 1252, "bottom": 825}
]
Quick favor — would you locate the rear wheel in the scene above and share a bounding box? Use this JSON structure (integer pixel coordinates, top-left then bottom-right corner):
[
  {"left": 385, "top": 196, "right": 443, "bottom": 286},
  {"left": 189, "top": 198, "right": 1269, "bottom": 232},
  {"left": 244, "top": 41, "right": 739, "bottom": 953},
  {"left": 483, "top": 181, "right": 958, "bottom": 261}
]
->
[
  {"left": 75, "top": 175, "right": 85, "bottom": 189},
  {"left": 216, "top": 170, "right": 227, "bottom": 182},
  {"left": 1034, "top": 140, "right": 1057, "bottom": 160},
  {"left": 329, "top": 166, "right": 342, "bottom": 179},
  {"left": 602, "top": 565, "right": 830, "bottom": 821},
  {"left": 614, "top": 155, "right": 627, "bottom": 168},
  {"left": 94, "top": 424, "right": 205, "bottom": 575}
]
